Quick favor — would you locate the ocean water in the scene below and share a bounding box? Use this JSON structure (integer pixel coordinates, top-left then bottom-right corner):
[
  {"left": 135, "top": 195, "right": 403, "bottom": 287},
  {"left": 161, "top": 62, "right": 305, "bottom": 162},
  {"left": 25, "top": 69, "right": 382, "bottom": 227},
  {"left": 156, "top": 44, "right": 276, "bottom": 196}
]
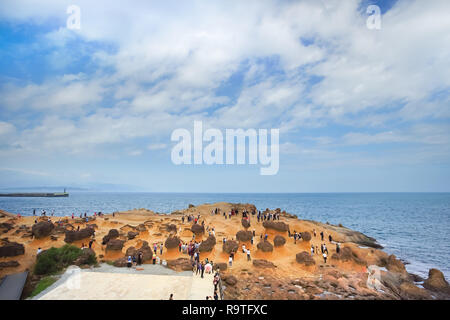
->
[{"left": 1, "top": 192, "right": 449, "bottom": 280}]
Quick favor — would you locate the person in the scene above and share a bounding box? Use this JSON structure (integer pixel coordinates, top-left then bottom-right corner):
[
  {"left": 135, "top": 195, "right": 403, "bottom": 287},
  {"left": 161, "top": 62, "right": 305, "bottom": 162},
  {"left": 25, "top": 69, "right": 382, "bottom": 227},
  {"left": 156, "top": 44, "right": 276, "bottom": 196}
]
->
[
  {"left": 77, "top": 225, "right": 80, "bottom": 231},
  {"left": 152, "top": 252, "right": 156, "bottom": 264},
  {"left": 323, "top": 252, "right": 327, "bottom": 263},
  {"left": 251, "top": 236, "right": 254, "bottom": 245},
  {"left": 33, "top": 209, "right": 36, "bottom": 216},
  {"left": 160, "top": 243, "right": 163, "bottom": 255},
  {"left": 89, "top": 239, "right": 94, "bottom": 249},
  {"left": 201, "top": 262, "right": 205, "bottom": 278},
  {"left": 169, "top": 293, "right": 173, "bottom": 300},
  {"left": 336, "top": 243, "right": 340, "bottom": 254},
  {"left": 311, "top": 245, "right": 314, "bottom": 256},
  {"left": 320, "top": 231, "right": 324, "bottom": 241},
  {"left": 214, "top": 291, "right": 219, "bottom": 300},
  {"left": 242, "top": 244, "right": 246, "bottom": 253},
  {"left": 132, "top": 255, "right": 137, "bottom": 267},
  {"left": 36, "top": 247, "right": 42, "bottom": 255},
  {"left": 264, "top": 234, "right": 268, "bottom": 241},
  {"left": 138, "top": 252, "right": 143, "bottom": 265},
  {"left": 313, "top": 229, "right": 316, "bottom": 237},
  {"left": 205, "top": 262, "right": 212, "bottom": 274},
  {"left": 246, "top": 249, "right": 251, "bottom": 261},
  {"left": 228, "top": 255, "right": 233, "bottom": 267}
]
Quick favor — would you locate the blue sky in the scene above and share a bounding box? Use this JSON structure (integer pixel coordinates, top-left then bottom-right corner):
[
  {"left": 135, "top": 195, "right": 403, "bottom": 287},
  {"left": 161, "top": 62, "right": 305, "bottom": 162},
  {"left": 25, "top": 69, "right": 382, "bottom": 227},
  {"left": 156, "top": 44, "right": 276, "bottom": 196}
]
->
[{"left": 0, "top": 0, "right": 449, "bottom": 192}]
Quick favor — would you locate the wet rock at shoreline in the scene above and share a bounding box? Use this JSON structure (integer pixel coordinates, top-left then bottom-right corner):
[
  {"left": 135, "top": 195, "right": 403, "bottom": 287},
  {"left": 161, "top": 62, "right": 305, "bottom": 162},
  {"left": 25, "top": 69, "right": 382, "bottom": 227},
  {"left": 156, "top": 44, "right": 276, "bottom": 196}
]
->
[{"left": 423, "top": 269, "right": 450, "bottom": 295}]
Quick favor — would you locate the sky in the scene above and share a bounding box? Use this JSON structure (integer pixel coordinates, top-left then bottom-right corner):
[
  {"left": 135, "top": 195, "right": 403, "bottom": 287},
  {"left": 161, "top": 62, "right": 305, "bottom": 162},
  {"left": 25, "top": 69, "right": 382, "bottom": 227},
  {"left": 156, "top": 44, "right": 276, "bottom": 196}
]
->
[{"left": 0, "top": 0, "right": 449, "bottom": 192}]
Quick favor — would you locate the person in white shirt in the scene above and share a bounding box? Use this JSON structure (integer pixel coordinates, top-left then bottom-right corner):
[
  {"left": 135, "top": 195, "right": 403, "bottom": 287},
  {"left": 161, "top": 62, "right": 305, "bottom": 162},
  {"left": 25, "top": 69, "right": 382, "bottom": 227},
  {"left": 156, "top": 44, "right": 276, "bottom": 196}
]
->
[
  {"left": 246, "top": 249, "right": 251, "bottom": 261},
  {"left": 36, "top": 248, "right": 42, "bottom": 255}
]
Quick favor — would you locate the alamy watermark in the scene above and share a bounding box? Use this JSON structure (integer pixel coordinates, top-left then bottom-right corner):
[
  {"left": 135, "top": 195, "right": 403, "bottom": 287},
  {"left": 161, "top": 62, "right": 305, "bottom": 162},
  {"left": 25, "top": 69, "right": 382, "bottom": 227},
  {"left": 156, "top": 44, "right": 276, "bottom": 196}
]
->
[
  {"left": 171, "top": 121, "right": 279, "bottom": 175},
  {"left": 366, "top": 5, "right": 381, "bottom": 30},
  {"left": 67, "top": 5, "right": 81, "bottom": 30}
]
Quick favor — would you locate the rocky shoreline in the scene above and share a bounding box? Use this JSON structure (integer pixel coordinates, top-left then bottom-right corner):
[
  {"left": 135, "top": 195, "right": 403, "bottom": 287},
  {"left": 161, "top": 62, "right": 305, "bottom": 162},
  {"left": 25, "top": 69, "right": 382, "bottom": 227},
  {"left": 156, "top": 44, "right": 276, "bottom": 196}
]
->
[{"left": 1, "top": 204, "right": 449, "bottom": 300}]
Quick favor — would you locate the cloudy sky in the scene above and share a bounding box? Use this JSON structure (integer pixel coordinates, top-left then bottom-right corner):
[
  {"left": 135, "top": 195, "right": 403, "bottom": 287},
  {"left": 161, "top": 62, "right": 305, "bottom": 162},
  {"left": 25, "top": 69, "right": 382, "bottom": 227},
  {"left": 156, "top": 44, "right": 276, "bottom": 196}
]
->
[{"left": 0, "top": 0, "right": 449, "bottom": 192}]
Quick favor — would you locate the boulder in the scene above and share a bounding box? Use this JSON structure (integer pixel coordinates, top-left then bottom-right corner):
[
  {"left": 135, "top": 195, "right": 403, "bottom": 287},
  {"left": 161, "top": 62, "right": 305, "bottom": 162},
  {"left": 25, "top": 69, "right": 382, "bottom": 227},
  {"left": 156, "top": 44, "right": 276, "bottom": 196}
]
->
[
  {"left": 222, "top": 240, "right": 238, "bottom": 254},
  {"left": 213, "top": 262, "right": 227, "bottom": 271},
  {"left": 0, "top": 240, "right": 25, "bottom": 257},
  {"left": 165, "top": 236, "right": 181, "bottom": 249},
  {"left": 167, "top": 224, "right": 177, "bottom": 233},
  {"left": 300, "top": 232, "right": 311, "bottom": 242},
  {"left": 257, "top": 240, "right": 273, "bottom": 252},
  {"left": 296, "top": 251, "right": 316, "bottom": 266},
  {"left": 0, "top": 261, "right": 20, "bottom": 269},
  {"left": 167, "top": 258, "right": 194, "bottom": 271},
  {"left": 137, "top": 241, "right": 153, "bottom": 261},
  {"left": 223, "top": 275, "right": 238, "bottom": 286},
  {"left": 74, "top": 248, "right": 96, "bottom": 265},
  {"left": 241, "top": 219, "right": 250, "bottom": 229},
  {"left": 125, "top": 246, "right": 137, "bottom": 257},
  {"left": 64, "top": 228, "right": 95, "bottom": 243},
  {"left": 235, "top": 230, "right": 253, "bottom": 242},
  {"left": 31, "top": 221, "right": 55, "bottom": 239},
  {"left": 262, "top": 221, "right": 289, "bottom": 232},
  {"left": 191, "top": 224, "right": 205, "bottom": 235},
  {"left": 188, "top": 204, "right": 195, "bottom": 208},
  {"left": 127, "top": 231, "right": 139, "bottom": 240},
  {"left": 106, "top": 239, "right": 125, "bottom": 251},
  {"left": 423, "top": 269, "right": 450, "bottom": 294},
  {"left": 253, "top": 259, "right": 276, "bottom": 268},
  {"left": 273, "top": 235, "right": 286, "bottom": 247},
  {"left": 199, "top": 235, "right": 216, "bottom": 252},
  {"left": 113, "top": 257, "right": 128, "bottom": 267},
  {"left": 102, "top": 229, "right": 119, "bottom": 244}
]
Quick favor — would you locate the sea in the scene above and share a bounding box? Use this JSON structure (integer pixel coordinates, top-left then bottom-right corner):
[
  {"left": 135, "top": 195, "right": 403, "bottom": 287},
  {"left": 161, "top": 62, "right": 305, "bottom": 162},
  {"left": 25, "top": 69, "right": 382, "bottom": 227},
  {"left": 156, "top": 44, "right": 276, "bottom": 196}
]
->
[{"left": 1, "top": 192, "right": 449, "bottom": 280}]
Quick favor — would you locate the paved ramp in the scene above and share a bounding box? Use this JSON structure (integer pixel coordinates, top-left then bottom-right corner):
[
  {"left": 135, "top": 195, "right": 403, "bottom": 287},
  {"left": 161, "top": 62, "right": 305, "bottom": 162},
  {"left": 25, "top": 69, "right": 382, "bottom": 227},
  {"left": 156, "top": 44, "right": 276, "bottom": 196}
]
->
[{"left": 0, "top": 271, "right": 28, "bottom": 300}]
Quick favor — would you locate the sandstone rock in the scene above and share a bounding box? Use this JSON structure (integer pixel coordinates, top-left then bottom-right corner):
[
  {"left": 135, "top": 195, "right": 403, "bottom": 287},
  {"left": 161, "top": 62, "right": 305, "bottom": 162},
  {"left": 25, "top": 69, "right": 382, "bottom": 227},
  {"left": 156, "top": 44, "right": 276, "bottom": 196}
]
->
[
  {"left": 257, "top": 240, "right": 273, "bottom": 252},
  {"left": 423, "top": 268, "right": 450, "bottom": 294},
  {"left": 223, "top": 240, "right": 238, "bottom": 254},
  {"left": 127, "top": 231, "right": 139, "bottom": 240},
  {"left": 31, "top": 221, "right": 55, "bottom": 239},
  {"left": 165, "top": 235, "right": 181, "bottom": 249},
  {"left": 399, "top": 282, "right": 431, "bottom": 300},
  {"left": 106, "top": 239, "right": 125, "bottom": 251},
  {"left": 102, "top": 229, "right": 119, "bottom": 244},
  {"left": 273, "top": 235, "right": 286, "bottom": 247},
  {"left": 137, "top": 241, "right": 153, "bottom": 261},
  {"left": 199, "top": 235, "right": 216, "bottom": 252},
  {"left": 166, "top": 224, "right": 177, "bottom": 233},
  {"left": 136, "top": 224, "right": 147, "bottom": 232},
  {"left": 191, "top": 224, "right": 205, "bottom": 235},
  {"left": 64, "top": 228, "right": 95, "bottom": 243},
  {"left": 167, "top": 258, "right": 194, "bottom": 271},
  {"left": 241, "top": 219, "right": 250, "bottom": 229},
  {"left": 386, "top": 254, "right": 407, "bottom": 273},
  {"left": 125, "top": 246, "right": 137, "bottom": 257},
  {"left": 296, "top": 251, "right": 315, "bottom": 266},
  {"left": 0, "top": 223, "right": 14, "bottom": 234},
  {"left": 253, "top": 259, "right": 276, "bottom": 268},
  {"left": 213, "top": 262, "right": 227, "bottom": 271},
  {"left": 224, "top": 275, "right": 238, "bottom": 286},
  {"left": 113, "top": 257, "right": 128, "bottom": 267},
  {"left": 262, "top": 221, "right": 289, "bottom": 232},
  {"left": 300, "top": 232, "right": 311, "bottom": 242},
  {"left": 74, "top": 248, "right": 96, "bottom": 265},
  {"left": 331, "top": 247, "right": 366, "bottom": 265},
  {"left": 0, "top": 240, "right": 25, "bottom": 257},
  {"left": 0, "top": 261, "right": 20, "bottom": 269},
  {"left": 236, "top": 230, "right": 253, "bottom": 242}
]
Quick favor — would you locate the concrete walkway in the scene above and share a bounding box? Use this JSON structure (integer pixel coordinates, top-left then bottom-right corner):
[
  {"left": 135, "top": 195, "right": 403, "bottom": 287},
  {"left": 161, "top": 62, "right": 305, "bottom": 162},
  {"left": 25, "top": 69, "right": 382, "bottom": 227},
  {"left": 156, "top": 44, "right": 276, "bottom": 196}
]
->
[{"left": 33, "top": 264, "right": 216, "bottom": 300}]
